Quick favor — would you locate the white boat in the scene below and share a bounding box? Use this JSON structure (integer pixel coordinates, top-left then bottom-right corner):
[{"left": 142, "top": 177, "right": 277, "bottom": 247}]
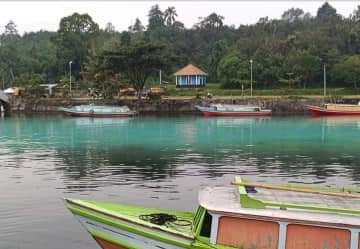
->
[
  {"left": 195, "top": 104, "right": 272, "bottom": 117},
  {"left": 60, "top": 104, "right": 137, "bottom": 117}
]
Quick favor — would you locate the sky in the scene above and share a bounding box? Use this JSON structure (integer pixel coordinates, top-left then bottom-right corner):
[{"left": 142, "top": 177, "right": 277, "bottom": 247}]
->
[{"left": 0, "top": 1, "right": 359, "bottom": 34}]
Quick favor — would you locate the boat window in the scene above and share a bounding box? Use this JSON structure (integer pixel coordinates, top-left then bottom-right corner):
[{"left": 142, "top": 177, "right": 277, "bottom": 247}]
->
[{"left": 199, "top": 211, "right": 212, "bottom": 238}]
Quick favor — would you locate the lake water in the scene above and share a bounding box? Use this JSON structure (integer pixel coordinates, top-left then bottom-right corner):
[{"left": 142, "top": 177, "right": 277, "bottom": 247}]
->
[{"left": 1, "top": 114, "right": 360, "bottom": 249}]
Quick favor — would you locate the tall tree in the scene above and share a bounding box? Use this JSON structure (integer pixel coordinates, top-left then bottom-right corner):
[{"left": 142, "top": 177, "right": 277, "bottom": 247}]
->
[
  {"left": 285, "top": 50, "right": 321, "bottom": 88},
  {"left": 209, "top": 40, "right": 228, "bottom": 81},
  {"left": 58, "top": 13, "right": 99, "bottom": 33},
  {"left": 105, "top": 22, "right": 115, "bottom": 33},
  {"left": 129, "top": 18, "right": 145, "bottom": 33},
  {"left": 103, "top": 41, "right": 167, "bottom": 98},
  {"left": 148, "top": 5, "right": 164, "bottom": 30},
  {"left": 332, "top": 55, "right": 360, "bottom": 88},
  {"left": 217, "top": 51, "right": 249, "bottom": 89},
  {"left": 4, "top": 21, "right": 18, "bottom": 36},
  {"left": 164, "top": 6, "right": 178, "bottom": 26},
  {"left": 317, "top": 2, "right": 338, "bottom": 21},
  {"left": 52, "top": 13, "right": 99, "bottom": 79},
  {"left": 352, "top": 6, "right": 360, "bottom": 22},
  {"left": 0, "top": 21, "right": 20, "bottom": 85},
  {"left": 281, "top": 8, "right": 305, "bottom": 23},
  {"left": 197, "top": 13, "right": 224, "bottom": 29}
]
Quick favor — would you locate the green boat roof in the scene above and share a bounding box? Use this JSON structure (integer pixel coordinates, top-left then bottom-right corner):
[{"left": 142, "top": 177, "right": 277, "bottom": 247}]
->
[{"left": 234, "top": 176, "right": 360, "bottom": 216}]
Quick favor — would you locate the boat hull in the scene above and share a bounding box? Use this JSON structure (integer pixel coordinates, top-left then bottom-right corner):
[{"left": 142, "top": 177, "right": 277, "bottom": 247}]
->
[
  {"left": 62, "top": 110, "right": 137, "bottom": 117},
  {"left": 307, "top": 105, "right": 360, "bottom": 116},
  {"left": 195, "top": 105, "right": 272, "bottom": 117},
  {"left": 65, "top": 199, "right": 194, "bottom": 249},
  {"left": 76, "top": 215, "right": 183, "bottom": 249},
  {"left": 200, "top": 110, "right": 272, "bottom": 117},
  {"left": 94, "top": 237, "right": 127, "bottom": 249}
]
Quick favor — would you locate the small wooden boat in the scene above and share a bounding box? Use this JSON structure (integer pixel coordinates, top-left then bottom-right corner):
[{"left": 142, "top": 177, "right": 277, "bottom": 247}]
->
[
  {"left": 65, "top": 176, "right": 360, "bottom": 249},
  {"left": 307, "top": 103, "right": 360, "bottom": 116},
  {"left": 195, "top": 104, "right": 271, "bottom": 117},
  {"left": 60, "top": 104, "right": 137, "bottom": 117}
]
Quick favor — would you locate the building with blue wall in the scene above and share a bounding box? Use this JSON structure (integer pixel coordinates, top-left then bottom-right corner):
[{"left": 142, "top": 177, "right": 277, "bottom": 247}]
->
[{"left": 174, "top": 64, "right": 207, "bottom": 88}]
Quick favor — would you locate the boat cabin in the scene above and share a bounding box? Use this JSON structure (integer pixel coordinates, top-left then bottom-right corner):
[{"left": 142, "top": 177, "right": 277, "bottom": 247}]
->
[{"left": 192, "top": 177, "right": 360, "bottom": 249}]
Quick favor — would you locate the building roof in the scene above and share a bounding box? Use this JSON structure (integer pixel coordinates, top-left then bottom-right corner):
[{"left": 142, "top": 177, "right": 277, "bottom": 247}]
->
[{"left": 174, "top": 64, "right": 207, "bottom": 76}]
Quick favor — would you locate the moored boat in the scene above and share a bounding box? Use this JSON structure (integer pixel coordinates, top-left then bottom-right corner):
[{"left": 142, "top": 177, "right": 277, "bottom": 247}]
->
[
  {"left": 195, "top": 104, "right": 272, "bottom": 117},
  {"left": 65, "top": 176, "right": 360, "bottom": 249},
  {"left": 307, "top": 103, "right": 360, "bottom": 116},
  {"left": 60, "top": 104, "right": 137, "bottom": 117}
]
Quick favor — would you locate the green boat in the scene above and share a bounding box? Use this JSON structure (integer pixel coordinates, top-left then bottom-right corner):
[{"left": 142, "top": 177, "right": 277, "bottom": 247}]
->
[{"left": 65, "top": 176, "right": 360, "bottom": 249}]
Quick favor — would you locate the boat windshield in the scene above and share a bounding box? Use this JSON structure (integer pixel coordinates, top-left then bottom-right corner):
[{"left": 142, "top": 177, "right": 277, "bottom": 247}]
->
[
  {"left": 192, "top": 206, "right": 203, "bottom": 233},
  {"left": 192, "top": 206, "right": 212, "bottom": 238}
]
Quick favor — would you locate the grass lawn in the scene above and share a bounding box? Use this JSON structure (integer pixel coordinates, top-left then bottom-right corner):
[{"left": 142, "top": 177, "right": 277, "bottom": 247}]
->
[{"left": 163, "top": 83, "right": 360, "bottom": 98}]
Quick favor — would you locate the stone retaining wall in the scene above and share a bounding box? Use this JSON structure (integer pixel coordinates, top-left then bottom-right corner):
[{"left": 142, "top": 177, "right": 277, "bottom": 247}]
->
[{"left": 9, "top": 96, "right": 360, "bottom": 115}]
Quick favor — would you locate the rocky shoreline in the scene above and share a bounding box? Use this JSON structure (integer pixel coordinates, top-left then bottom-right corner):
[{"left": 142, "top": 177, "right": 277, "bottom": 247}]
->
[{"left": 8, "top": 96, "right": 360, "bottom": 115}]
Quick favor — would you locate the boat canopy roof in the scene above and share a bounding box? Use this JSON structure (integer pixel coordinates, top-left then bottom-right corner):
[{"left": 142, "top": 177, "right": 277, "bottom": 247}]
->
[
  {"left": 199, "top": 177, "right": 360, "bottom": 228},
  {"left": 209, "top": 104, "right": 263, "bottom": 112},
  {"left": 210, "top": 104, "right": 259, "bottom": 109},
  {"left": 72, "top": 105, "right": 131, "bottom": 112}
]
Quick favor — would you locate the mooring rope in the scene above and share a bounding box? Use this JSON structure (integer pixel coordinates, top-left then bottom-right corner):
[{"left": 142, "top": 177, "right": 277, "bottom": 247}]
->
[{"left": 139, "top": 213, "right": 192, "bottom": 226}]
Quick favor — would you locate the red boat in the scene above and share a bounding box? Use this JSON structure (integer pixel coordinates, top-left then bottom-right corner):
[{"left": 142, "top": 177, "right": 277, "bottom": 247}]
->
[
  {"left": 195, "top": 104, "right": 272, "bottom": 117},
  {"left": 307, "top": 103, "right": 360, "bottom": 116}
]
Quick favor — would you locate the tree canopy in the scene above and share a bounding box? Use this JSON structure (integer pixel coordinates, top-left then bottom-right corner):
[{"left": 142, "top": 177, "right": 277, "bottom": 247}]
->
[
  {"left": 1, "top": 3, "right": 360, "bottom": 95},
  {"left": 102, "top": 41, "right": 167, "bottom": 97}
]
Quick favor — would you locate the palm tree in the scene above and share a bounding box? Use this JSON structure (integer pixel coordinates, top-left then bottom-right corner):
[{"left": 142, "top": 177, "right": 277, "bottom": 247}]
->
[{"left": 164, "top": 7, "right": 177, "bottom": 26}]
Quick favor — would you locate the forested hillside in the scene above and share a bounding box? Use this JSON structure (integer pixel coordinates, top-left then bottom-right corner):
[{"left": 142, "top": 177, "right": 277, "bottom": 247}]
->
[{"left": 1, "top": 2, "right": 360, "bottom": 94}]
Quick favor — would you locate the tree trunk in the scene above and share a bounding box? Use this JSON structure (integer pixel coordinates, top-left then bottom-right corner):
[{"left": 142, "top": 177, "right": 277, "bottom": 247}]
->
[{"left": 9, "top": 68, "right": 14, "bottom": 85}]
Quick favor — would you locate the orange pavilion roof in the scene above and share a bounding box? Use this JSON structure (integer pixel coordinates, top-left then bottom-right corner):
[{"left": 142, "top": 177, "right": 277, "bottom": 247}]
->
[{"left": 174, "top": 64, "right": 207, "bottom": 76}]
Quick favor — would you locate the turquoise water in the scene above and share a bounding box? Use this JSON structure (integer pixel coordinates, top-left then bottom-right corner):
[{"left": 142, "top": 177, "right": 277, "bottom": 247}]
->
[{"left": 1, "top": 115, "right": 359, "bottom": 249}]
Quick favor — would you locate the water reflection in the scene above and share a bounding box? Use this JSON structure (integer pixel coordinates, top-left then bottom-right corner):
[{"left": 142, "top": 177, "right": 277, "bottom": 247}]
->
[{"left": 1, "top": 115, "right": 360, "bottom": 187}]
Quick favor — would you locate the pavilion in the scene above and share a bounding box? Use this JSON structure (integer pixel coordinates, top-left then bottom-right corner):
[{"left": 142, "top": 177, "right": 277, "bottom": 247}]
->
[{"left": 174, "top": 64, "right": 207, "bottom": 88}]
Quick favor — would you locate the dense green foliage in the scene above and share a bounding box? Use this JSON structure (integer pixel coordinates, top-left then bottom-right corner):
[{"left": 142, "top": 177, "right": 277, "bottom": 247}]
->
[
  {"left": 1, "top": 3, "right": 360, "bottom": 96},
  {"left": 102, "top": 41, "right": 168, "bottom": 98}
]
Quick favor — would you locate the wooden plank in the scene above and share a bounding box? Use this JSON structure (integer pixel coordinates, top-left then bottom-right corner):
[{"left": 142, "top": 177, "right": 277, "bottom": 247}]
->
[{"left": 233, "top": 181, "right": 360, "bottom": 199}]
